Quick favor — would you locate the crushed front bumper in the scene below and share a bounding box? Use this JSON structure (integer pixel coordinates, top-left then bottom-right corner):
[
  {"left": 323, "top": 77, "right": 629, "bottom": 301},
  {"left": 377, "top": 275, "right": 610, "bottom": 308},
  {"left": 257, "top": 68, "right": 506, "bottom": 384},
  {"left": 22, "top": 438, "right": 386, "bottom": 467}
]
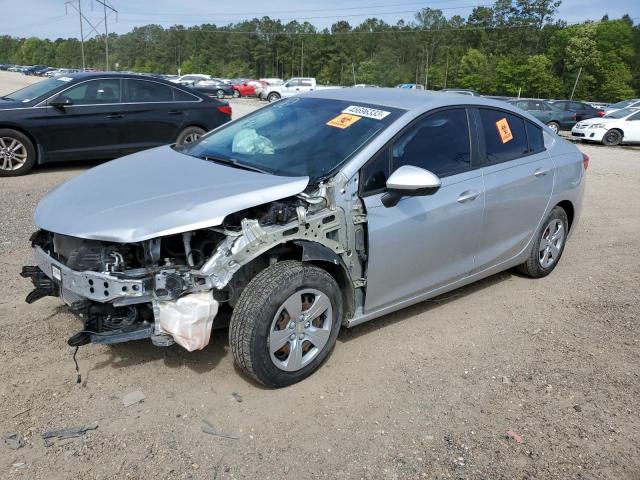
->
[{"left": 30, "top": 246, "right": 151, "bottom": 307}]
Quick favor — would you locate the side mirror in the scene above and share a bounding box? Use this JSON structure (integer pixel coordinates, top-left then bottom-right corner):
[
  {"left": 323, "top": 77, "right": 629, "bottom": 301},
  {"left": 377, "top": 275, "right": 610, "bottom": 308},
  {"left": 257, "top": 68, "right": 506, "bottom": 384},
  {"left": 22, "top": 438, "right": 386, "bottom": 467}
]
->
[
  {"left": 49, "top": 95, "right": 73, "bottom": 108},
  {"left": 381, "top": 165, "right": 441, "bottom": 208}
]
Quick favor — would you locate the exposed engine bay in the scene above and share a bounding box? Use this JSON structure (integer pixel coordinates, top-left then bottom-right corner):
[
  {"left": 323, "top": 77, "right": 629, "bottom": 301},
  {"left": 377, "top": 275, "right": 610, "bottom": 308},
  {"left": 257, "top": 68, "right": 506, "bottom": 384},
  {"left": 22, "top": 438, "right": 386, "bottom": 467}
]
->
[{"left": 22, "top": 178, "right": 367, "bottom": 351}]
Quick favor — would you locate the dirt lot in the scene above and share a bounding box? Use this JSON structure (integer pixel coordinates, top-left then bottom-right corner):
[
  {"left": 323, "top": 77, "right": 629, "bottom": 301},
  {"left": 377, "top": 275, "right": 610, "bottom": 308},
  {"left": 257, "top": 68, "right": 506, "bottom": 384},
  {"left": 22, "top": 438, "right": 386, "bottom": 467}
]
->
[{"left": 0, "top": 72, "right": 639, "bottom": 479}]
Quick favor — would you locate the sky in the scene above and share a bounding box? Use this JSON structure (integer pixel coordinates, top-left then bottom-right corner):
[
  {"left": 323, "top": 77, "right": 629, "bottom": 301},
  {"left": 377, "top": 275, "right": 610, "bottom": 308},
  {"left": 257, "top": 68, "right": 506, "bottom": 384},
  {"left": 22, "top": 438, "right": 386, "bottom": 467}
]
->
[{"left": 2, "top": 0, "right": 639, "bottom": 39}]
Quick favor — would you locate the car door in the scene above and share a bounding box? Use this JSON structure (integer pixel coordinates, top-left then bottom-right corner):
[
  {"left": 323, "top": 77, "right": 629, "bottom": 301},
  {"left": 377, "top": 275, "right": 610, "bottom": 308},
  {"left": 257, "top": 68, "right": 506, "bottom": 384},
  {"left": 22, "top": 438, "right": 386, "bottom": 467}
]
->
[
  {"left": 623, "top": 110, "right": 640, "bottom": 141},
  {"left": 120, "top": 78, "right": 188, "bottom": 153},
  {"left": 362, "top": 107, "right": 485, "bottom": 313},
  {"left": 473, "top": 108, "right": 554, "bottom": 272},
  {"left": 43, "top": 78, "right": 126, "bottom": 160},
  {"left": 281, "top": 79, "right": 301, "bottom": 97}
]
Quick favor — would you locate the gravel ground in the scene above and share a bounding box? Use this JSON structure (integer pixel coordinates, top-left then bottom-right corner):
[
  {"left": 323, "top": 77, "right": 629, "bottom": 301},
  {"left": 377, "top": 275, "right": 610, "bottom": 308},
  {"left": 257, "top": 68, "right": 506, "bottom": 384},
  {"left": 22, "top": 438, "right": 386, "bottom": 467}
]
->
[{"left": 1, "top": 72, "right": 639, "bottom": 479}]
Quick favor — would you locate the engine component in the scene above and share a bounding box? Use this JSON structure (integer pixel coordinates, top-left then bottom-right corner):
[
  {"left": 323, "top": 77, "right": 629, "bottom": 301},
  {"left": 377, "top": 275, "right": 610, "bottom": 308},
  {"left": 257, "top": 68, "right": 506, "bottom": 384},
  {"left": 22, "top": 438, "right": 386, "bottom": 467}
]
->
[{"left": 66, "top": 244, "right": 125, "bottom": 272}]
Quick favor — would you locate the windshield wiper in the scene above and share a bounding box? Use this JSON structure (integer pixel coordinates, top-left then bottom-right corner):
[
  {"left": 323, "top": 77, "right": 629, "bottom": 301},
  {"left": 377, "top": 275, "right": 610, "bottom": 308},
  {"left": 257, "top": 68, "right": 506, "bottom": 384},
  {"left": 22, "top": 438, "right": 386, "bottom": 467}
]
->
[{"left": 198, "top": 155, "right": 269, "bottom": 174}]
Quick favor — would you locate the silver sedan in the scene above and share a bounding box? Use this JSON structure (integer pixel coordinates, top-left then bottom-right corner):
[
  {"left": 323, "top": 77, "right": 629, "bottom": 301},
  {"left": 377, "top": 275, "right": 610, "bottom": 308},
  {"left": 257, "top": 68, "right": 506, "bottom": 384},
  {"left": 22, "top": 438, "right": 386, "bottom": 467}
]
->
[{"left": 23, "top": 89, "right": 586, "bottom": 387}]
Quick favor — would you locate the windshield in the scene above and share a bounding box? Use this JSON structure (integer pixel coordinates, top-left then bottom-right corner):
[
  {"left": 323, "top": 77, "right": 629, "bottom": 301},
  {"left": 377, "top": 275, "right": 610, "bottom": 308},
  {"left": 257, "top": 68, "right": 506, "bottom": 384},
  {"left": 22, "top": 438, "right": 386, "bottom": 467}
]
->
[
  {"left": 181, "top": 97, "right": 402, "bottom": 181},
  {"left": 2, "top": 77, "right": 73, "bottom": 102},
  {"left": 604, "top": 107, "right": 638, "bottom": 119},
  {"left": 608, "top": 99, "right": 638, "bottom": 109}
]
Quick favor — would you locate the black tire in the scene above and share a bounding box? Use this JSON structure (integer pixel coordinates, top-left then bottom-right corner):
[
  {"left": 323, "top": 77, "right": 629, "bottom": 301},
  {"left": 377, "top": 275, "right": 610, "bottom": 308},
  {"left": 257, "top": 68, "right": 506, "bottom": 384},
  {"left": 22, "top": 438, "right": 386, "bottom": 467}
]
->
[
  {"left": 232, "top": 89, "right": 240, "bottom": 98},
  {"left": 0, "top": 128, "right": 36, "bottom": 177},
  {"left": 546, "top": 121, "right": 560, "bottom": 134},
  {"left": 602, "top": 129, "right": 622, "bottom": 146},
  {"left": 229, "top": 260, "right": 343, "bottom": 388},
  {"left": 216, "top": 89, "right": 225, "bottom": 99},
  {"left": 516, "top": 206, "right": 569, "bottom": 278},
  {"left": 175, "top": 126, "right": 205, "bottom": 146},
  {"left": 267, "top": 92, "right": 281, "bottom": 103}
]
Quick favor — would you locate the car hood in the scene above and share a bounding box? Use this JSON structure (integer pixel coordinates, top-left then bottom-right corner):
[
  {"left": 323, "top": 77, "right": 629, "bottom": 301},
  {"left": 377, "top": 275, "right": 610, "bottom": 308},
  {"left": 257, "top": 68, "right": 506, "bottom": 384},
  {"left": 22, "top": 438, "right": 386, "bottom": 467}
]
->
[
  {"left": 0, "top": 99, "right": 28, "bottom": 109},
  {"left": 35, "top": 146, "right": 309, "bottom": 243},
  {"left": 576, "top": 117, "right": 618, "bottom": 126}
]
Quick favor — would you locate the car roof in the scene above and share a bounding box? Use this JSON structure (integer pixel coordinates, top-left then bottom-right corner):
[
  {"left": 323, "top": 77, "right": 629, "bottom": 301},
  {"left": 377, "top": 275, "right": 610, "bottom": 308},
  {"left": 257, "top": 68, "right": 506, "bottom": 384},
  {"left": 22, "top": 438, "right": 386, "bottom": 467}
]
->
[
  {"left": 303, "top": 87, "right": 519, "bottom": 112},
  {"left": 63, "top": 72, "right": 176, "bottom": 81}
]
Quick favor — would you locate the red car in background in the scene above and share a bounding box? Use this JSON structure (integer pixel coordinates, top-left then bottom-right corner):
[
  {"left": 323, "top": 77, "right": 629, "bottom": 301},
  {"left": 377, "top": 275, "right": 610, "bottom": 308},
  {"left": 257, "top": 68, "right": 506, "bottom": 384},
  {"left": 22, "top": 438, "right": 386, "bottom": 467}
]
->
[{"left": 232, "top": 80, "right": 267, "bottom": 98}]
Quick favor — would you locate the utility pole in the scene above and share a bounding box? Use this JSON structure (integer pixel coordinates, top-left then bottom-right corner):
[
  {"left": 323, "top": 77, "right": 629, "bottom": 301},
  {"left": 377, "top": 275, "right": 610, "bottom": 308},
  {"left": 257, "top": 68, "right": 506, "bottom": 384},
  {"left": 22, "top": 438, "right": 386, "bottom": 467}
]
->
[
  {"left": 65, "top": 0, "right": 86, "bottom": 69},
  {"left": 300, "top": 39, "right": 304, "bottom": 77},
  {"left": 352, "top": 62, "right": 356, "bottom": 85},
  {"left": 95, "top": 0, "right": 117, "bottom": 71},
  {"left": 443, "top": 49, "right": 449, "bottom": 89},
  {"left": 570, "top": 66, "right": 582, "bottom": 100},
  {"left": 424, "top": 44, "right": 429, "bottom": 89}
]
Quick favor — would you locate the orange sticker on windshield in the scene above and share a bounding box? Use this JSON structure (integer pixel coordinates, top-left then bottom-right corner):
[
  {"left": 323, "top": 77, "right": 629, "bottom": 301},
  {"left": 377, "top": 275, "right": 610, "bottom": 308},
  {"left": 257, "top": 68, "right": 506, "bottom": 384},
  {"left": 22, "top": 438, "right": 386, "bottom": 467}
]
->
[
  {"left": 496, "top": 118, "right": 513, "bottom": 143},
  {"left": 327, "top": 113, "right": 362, "bottom": 129}
]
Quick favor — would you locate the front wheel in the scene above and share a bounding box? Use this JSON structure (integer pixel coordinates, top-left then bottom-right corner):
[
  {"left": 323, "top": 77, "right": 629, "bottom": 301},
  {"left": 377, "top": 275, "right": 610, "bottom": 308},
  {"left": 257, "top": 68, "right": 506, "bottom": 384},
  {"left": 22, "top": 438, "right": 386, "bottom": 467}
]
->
[
  {"left": 267, "top": 92, "right": 281, "bottom": 103},
  {"left": 216, "top": 89, "right": 225, "bottom": 99},
  {"left": 232, "top": 89, "right": 240, "bottom": 98},
  {"left": 0, "top": 129, "right": 36, "bottom": 177},
  {"left": 602, "top": 129, "right": 622, "bottom": 146},
  {"left": 515, "top": 206, "right": 569, "bottom": 278},
  {"left": 546, "top": 121, "right": 560, "bottom": 134},
  {"left": 175, "top": 126, "right": 205, "bottom": 146},
  {"left": 229, "top": 261, "right": 343, "bottom": 387}
]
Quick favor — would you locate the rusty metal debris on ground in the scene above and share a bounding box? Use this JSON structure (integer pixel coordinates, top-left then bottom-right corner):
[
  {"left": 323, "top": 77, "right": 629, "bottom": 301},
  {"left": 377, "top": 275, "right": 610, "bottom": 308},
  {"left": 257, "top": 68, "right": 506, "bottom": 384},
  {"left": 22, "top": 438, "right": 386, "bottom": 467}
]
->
[
  {"left": 3, "top": 432, "right": 24, "bottom": 450},
  {"left": 42, "top": 421, "right": 98, "bottom": 447},
  {"left": 201, "top": 420, "right": 239, "bottom": 440}
]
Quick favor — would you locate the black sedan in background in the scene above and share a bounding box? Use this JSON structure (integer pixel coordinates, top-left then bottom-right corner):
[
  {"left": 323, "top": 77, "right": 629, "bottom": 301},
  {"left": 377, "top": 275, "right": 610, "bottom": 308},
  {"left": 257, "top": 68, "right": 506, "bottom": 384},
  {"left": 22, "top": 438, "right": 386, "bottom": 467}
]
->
[
  {"left": 548, "top": 100, "right": 605, "bottom": 122},
  {"left": 191, "top": 78, "right": 235, "bottom": 98},
  {"left": 0, "top": 73, "right": 232, "bottom": 176}
]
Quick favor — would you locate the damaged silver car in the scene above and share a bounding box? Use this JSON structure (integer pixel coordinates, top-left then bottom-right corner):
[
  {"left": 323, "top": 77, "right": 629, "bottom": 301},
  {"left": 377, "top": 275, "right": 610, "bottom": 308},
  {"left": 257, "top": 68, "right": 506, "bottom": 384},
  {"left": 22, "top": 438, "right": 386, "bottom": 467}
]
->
[{"left": 23, "top": 89, "right": 586, "bottom": 387}]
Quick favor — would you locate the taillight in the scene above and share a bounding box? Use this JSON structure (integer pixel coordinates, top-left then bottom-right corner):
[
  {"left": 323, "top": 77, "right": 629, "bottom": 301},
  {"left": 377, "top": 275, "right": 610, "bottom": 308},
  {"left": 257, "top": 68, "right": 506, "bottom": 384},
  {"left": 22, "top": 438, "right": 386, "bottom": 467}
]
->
[
  {"left": 572, "top": 113, "right": 577, "bottom": 121},
  {"left": 217, "top": 105, "right": 232, "bottom": 116},
  {"left": 582, "top": 152, "right": 589, "bottom": 170},
  {"left": 597, "top": 110, "right": 605, "bottom": 117}
]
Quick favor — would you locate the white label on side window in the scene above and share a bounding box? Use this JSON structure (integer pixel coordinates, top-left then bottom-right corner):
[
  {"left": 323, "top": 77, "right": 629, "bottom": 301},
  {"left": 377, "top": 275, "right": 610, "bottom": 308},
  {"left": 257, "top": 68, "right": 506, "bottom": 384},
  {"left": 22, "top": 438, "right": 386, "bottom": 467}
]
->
[
  {"left": 342, "top": 105, "right": 390, "bottom": 120},
  {"left": 51, "top": 265, "right": 62, "bottom": 281}
]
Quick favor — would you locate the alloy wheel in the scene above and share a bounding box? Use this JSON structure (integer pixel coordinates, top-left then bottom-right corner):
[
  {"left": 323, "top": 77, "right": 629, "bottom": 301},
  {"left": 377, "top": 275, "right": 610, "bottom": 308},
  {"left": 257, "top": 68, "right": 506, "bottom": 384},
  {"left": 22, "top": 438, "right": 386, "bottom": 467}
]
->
[
  {"left": 269, "top": 288, "right": 333, "bottom": 372},
  {"left": 0, "top": 137, "right": 28, "bottom": 171},
  {"left": 539, "top": 218, "right": 565, "bottom": 268},
  {"left": 183, "top": 132, "right": 201, "bottom": 143}
]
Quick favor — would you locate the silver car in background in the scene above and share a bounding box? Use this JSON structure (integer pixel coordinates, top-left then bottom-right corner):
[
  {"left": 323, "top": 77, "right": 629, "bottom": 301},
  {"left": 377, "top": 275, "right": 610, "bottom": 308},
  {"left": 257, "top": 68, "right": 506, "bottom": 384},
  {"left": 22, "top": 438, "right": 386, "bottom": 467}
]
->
[{"left": 23, "top": 89, "right": 586, "bottom": 387}]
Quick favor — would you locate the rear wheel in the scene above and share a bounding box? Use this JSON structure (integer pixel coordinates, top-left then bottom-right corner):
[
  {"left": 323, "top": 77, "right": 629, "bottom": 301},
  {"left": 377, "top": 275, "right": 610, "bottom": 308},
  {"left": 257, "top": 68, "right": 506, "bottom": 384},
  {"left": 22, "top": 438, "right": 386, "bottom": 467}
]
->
[
  {"left": 602, "top": 129, "right": 622, "bottom": 146},
  {"left": 546, "top": 121, "right": 560, "bottom": 134},
  {"left": 229, "top": 260, "right": 342, "bottom": 387},
  {"left": 516, "top": 206, "right": 568, "bottom": 278},
  {"left": 176, "top": 126, "right": 205, "bottom": 146},
  {"left": 267, "top": 92, "right": 281, "bottom": 103},
  {"left": 216, "top": 89, "right": 225, "bottom": 99},
  {"left": 233, "top": 89, "right": 240, "bottom": 98},
  {"left": 0, "top": 129, "right": 36, "bottom": 177}
]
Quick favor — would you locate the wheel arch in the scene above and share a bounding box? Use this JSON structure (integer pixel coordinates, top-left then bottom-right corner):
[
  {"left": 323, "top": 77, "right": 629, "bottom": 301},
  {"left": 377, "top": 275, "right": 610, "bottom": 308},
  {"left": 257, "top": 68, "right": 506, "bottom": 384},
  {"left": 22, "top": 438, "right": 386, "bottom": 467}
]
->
[
  {"left": 555, "top": 200, "right": 575, "bottom": 231},
  {"left": 235, "top": 240, "right": 355, "bottom": 320},
  {"left": 0, "top": 124, "right": 42, "bottom": 163}
]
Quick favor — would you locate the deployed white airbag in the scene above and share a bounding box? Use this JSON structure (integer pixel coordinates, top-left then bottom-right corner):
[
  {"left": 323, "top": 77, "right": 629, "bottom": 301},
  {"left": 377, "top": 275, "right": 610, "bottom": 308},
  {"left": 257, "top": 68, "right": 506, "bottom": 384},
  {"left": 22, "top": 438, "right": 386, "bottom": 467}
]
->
[{"left": 158, "top": 292, "right": 219, "bottom": 351}]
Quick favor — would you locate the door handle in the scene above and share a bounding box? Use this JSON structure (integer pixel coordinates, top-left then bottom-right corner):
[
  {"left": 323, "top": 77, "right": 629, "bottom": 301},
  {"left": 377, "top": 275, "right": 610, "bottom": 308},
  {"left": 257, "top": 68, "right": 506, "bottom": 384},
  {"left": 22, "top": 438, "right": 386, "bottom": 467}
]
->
[
  {"left": 534, "top": 168, "right": 550, "bottom": 177},
  {"left": 168, "top": 110, "right": 183, "bottom": 115},
  {"left": 106, "top": 113, "right": 123, "bottom": 119},
  {"left": 457, "top": 190, "right": 480, "bottom": 203}
]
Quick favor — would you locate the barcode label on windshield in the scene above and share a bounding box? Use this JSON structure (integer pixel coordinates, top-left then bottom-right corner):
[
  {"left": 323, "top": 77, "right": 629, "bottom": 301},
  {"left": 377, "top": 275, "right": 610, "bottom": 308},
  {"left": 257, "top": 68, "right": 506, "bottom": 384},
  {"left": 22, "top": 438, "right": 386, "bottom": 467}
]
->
[{"left": 342, "top": 105, "right": 390, "bottom": 120}]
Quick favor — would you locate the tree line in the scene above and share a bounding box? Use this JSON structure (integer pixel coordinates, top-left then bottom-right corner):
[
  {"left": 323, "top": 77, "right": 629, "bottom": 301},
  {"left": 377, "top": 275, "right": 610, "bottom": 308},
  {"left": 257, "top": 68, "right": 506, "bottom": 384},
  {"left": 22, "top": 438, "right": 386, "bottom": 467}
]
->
[{"left": 1, "top": 0, "right": 639, "bottom": 102}]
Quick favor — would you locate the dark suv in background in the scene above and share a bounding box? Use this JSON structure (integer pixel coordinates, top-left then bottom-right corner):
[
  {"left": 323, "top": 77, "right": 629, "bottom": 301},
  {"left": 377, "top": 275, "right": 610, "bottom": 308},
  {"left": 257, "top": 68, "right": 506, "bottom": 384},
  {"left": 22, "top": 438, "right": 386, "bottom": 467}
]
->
[
  {"left": 548, "top": 100, "right": 605, "bottom": 122},
  {"left": 0, "top": 73, "right": 232, "bottom": 176}
]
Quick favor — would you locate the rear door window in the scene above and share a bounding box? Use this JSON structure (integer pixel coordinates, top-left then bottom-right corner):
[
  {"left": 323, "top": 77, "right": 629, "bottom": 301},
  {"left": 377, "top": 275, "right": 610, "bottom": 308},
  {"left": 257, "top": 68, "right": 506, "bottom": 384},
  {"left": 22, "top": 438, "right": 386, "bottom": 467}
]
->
[
  {"left": 173, "top": 88, "right": 199, "bottom": 101},
  {"left": 127, "top": 79, "right": 174, "bottom": 103},
  {"left": 525, "top": 122, "right": 545, "bottom": 154},
  {"left": 479, "top": 108, "right": 529, "bottom": 163}
]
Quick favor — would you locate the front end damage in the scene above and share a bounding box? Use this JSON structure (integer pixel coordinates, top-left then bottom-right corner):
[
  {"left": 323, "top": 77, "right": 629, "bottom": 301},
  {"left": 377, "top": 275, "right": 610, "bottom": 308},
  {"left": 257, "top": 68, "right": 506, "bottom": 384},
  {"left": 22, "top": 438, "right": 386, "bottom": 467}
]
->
[{"left": 22, "top": 179, "right": 367, "bottom": 351}]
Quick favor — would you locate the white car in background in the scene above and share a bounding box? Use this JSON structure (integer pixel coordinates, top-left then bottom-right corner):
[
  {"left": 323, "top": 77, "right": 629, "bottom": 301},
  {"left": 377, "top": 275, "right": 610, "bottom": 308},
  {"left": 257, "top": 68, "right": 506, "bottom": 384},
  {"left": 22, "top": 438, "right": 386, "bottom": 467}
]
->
[
  {"left": 571, "top": 107, "right": 640, "bottom": 146},
  {"left": 604, "top": 98, "right": 640, "bottom": 114},
  {"left": 172, "top": 74, "right": 211, "bottom": 86}
]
